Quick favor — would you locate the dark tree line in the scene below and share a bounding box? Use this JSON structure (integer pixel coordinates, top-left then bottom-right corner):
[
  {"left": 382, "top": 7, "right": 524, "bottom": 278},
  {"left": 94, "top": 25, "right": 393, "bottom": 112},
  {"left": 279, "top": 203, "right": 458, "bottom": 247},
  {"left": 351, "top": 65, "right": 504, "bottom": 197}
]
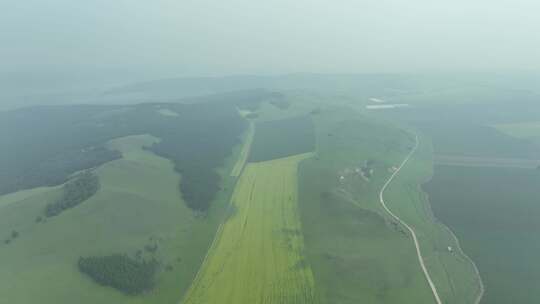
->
[
  {"left": 249, "top": 116, "right": 315, "bottom": 162},
  {"left": 3, "top": 230, "right": 19, "bottom": 245},
  {"left": 147, "top": 101, "right": 250, "bottom": 211},
  {"left": 45, "top": 171, "right": 99, "bottom": 217},
  {"left": 0, "top": 105, "right": 122, "bottom": 195},
  {"left": 78, "top": 254, "right": 158, "bottom": 295},
  {"left": 0, "top": 146, "right": 119, "bottom": 196},
  {"left": 1, "top": 90, "right": 282, "bottom": 211}
]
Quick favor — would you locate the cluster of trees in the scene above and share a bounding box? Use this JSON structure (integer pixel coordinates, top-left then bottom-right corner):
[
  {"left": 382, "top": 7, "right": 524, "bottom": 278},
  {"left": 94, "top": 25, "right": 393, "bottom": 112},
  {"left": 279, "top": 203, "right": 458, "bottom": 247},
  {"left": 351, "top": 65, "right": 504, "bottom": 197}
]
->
[
  {"left": 10, "top": 147, "right": 118, "bottom": 196},
  {"left": 147, "top": 101, "right": 249, "bottom": 211},
  {"left": 1, "top": 90, "right": 282, "bottom": 211},
  {"left": 3, "top": 230, "right": 19, "bottom": 245},
  {"left": 0, "top": 105, "right": 122, "bottom": 195},
  {"left": 249, "top": 116, "right": 316, "bottom": 162},
  {"left": 78, "top": 254, "right": 158, "bottom": 295},
  {"left": 79, "top": 95, "right": 267, "bottom": 211},
  {"left": 45, "top": 171, "right": 99, "bottom": 217}
]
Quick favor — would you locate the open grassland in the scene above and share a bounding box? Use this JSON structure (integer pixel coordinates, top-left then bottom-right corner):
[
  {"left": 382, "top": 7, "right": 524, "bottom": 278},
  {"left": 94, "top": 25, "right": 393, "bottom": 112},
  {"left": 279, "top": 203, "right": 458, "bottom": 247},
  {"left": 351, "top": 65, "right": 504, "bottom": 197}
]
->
[
  {"left": 385, "top": 86, "right": 535, "bottom": 107},
  {"left": 433, "top": 154, "right": 540, "bottom": 169},
  {"left": 383, "top": 133, "right": 481, "bottom": 304},
  {"left": 183, "top": 153, "right": 318, "bottom": 304},
  {"left": 372, "top": 85, "right": 540, "bottom": 126},
  {"left": 0, "top": 186, "right": 54, "bottom": 209},
  {"left": 249, "top": 116, "right": 315, "bottom": 162},
  {"left": 230, "top": 122, "right": 254, "bottom": 177},
  {"left": 493, "top": 121, "right": 540, "bottom": 139},
  {"left": 0, "top": 135, "right": 227, "bottom": 304},
  {"left": 299, "top": 106, "right": 480, "bottom": 303},
  {"left": 156, "top": 108, "right": 180, "bottom": 117},
  {"left": 414, "top": 122, "right": 540, "bottom": 160},
  {"left": 424, "top": 165, "right": 540, "bottom": 304}
]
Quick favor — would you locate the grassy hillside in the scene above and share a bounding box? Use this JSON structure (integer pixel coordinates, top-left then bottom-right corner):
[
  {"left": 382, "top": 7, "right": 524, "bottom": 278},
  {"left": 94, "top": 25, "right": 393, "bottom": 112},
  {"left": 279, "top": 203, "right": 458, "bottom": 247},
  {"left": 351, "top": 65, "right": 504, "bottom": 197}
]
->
[
  {"left": 424, "top": 165, "right": 540, "bottom": 304},
  {"left": 298, "top": 107, "right": 480, "bottom": 303},
  {"left": 382, "top": 133, "right": 481, "bottom": 303},
  {"left": 0, "top": 135, "right": 229, "bottom": 304}
]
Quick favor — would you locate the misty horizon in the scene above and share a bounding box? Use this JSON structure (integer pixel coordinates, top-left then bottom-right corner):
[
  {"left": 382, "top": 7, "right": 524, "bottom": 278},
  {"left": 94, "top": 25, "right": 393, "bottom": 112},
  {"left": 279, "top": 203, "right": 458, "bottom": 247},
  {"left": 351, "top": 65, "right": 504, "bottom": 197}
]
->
[{"left": 2, "top": 0, "right": 540, "bottom": 77}]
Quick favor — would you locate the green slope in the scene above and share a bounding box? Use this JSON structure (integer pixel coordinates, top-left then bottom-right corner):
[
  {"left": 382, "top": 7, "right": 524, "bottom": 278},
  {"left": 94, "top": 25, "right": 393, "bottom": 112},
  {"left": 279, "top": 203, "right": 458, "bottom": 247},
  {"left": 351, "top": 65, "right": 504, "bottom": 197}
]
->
[
  {"left": 298, "top": 106, "right": 481, "bottom": 303},
  {"left": 0, "top": 135, "right": 225, "bottom": 304}
]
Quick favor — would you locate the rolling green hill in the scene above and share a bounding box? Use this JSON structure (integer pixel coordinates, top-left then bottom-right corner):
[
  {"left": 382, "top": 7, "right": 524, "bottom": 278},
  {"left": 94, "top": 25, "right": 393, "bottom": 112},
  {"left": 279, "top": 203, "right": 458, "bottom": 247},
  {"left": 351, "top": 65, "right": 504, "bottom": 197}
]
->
[{"left": 0, "top": 135, "right": 232, "bottom": 304}]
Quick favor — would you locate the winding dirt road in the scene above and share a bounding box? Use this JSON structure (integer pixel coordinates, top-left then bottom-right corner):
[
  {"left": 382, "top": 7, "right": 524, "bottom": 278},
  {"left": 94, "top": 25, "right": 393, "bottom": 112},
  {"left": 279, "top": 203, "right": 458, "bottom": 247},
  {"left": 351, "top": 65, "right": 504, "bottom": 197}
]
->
[{"left": 379, "top": 135, "right": 443, "bottom": 304}]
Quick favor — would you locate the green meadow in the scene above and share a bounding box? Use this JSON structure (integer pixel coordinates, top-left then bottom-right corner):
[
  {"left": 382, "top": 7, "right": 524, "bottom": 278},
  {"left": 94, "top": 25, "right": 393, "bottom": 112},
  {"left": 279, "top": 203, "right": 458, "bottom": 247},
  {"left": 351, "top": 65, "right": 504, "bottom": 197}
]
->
[
  {"left": 382, "top": 132, "right": 481, "bottom": 303},
  {"left": 0, "top": 135, "right": 228, "bottom": 304},
  {"left": 415, "top": 121, "right": 540, "bottom": 159},
  {"left": 298, "top": 107, "right": 481, "bottom": 303},
  {"left": 493, "top": 121, "right": 540, "bottom": 139},
  {"left": 379, "top": 86, "right": 540, "bottom": 304},
  {"left": 424, "top": 165, "right": 540, "bottom": 304}
]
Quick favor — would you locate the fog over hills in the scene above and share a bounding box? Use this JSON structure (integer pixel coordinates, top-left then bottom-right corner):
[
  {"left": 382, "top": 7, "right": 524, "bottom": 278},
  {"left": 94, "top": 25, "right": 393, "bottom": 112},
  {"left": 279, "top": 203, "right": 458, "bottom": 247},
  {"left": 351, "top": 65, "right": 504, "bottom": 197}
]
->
[
  {"left": 1, "top": 2, "right": 540, "bottom": 304},
  {"left": 2, "top": 1, "right": 540, "bottom": 109}
]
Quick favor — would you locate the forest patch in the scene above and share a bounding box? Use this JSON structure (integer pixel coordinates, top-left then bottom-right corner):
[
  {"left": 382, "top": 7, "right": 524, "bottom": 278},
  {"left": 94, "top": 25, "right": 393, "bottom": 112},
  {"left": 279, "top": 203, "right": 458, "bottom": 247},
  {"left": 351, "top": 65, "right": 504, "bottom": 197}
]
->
[{"left": 249, "top": 116, "right": 315, "bottom": 162}]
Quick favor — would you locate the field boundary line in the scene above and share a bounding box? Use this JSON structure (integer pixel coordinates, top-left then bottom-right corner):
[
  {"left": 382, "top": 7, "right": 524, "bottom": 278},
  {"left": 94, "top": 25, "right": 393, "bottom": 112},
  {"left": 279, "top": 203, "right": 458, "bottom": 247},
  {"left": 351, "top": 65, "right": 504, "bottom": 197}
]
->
[
  {"left": 181, "top": 122, "right": 256, "bottom": 303},
  {"left": 230, "top": 121, "right": 255, "bottom": 177},
  {"left": 180, "top": 201, "right": 231, "bottom": 303},
  {"left": 378, "top": 134, "right": 443, "bottom": 304},
  {"left": 434, "top": 154, "right": 540, "bottom": 169}
]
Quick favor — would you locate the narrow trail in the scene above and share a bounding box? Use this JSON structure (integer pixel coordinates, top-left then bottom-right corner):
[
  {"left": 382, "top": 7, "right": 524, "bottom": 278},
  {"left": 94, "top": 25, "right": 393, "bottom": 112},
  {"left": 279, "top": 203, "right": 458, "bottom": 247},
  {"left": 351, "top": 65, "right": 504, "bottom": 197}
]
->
[{"left": 378, "top": 135, "right": 443, "bottom": 304}]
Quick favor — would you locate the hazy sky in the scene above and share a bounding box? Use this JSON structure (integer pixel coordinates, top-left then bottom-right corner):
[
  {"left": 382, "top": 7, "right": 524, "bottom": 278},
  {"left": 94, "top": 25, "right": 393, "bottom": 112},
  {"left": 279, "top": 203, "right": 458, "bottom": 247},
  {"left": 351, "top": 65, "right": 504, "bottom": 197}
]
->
[{"left": 1, "top": 0, "right": 539, "bottom": 77}]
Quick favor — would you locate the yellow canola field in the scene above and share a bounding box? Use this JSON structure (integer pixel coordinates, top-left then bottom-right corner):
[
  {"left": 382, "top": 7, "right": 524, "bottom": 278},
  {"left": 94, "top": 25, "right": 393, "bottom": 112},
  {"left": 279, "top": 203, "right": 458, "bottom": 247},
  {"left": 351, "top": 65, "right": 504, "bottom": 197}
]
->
[{"left": 183, "top": 153, "right": 317, "bottom": 304}]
